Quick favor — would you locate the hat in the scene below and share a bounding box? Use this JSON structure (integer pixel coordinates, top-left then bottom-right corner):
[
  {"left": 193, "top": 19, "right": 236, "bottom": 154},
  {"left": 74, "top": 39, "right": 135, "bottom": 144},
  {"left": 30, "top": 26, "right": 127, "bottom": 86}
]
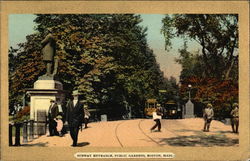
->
[
  {"left": 233, "top": 103, "right": 238, "bottom": 107},
  {"left": 84, "top": 104, "right": 88, "bottom": 108},
  {"left": 50, "top": 99, "right": 55, "bottom": 102},
  {"left": 56, "top": 115, "right": 62, "bottom": 119},
  {"left": 207, "top": 103, "right": 213, "bottom": 108},
  {"left": 157, "top": 104, "right": 161, "bottom": 107},
  {"left": 72, "top": 90, "right": 80, "bottom": 96}
]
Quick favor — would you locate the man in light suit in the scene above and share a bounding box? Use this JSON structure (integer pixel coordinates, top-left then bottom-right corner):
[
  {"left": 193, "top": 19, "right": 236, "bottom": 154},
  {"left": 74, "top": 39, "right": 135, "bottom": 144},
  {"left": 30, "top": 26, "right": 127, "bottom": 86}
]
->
[
  {"left": 230, "top": 103, "right": 239, "bottom": 133},
  {"left": 203, "top": 103, "right": 214, "bottom": 132},
  {"left": 66, "top": 90, "right": 84, "bottom": 147}
]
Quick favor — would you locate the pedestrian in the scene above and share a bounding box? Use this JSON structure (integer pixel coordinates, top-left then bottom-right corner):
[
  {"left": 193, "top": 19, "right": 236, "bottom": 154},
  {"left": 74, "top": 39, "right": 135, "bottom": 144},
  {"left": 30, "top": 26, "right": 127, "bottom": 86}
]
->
[
  {"left": 66, "top": 90, "right": 84, "bottom": 147},
  {"left": 230, "top": 103, "right": 239, "bottom": 133},
  {"left": 54, "top": 114, "right": 63, "bottom": 137},
  {"left": 150, "top": 104, "right": 163, "bottom": 132},
  {"left": 48, "top": 99, "right": 59, "bottom": 136},
  {"left": 203, "top": 103, "right": 214, "bottom": 132},
  {"left": 83, "top": 104, "right": 91, "bottom": 128}
]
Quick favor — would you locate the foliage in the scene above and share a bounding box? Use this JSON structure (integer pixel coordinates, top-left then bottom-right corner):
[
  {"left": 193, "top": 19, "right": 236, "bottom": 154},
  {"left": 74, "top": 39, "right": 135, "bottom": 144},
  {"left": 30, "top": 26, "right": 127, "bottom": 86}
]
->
[
  {"left": 158, "top": 76, "right": 179, "bottom": 105},
  {"left": 9, "top": 34, "right": 45, "bottom": 111},
  {"left": 10, "top": 106, "right": 30, "bottom": 123},
  {"left": 9, "top": 14, "right": 164, "bottom": 118},
  {"left": 180, "top": 77, "right": 238, "bottom": 118},
  {"left": 162, "top": 14, "right": 238, "bottom": 80},
  {"left": 161, "top": 14, "right": 239, "bottom": 118}
]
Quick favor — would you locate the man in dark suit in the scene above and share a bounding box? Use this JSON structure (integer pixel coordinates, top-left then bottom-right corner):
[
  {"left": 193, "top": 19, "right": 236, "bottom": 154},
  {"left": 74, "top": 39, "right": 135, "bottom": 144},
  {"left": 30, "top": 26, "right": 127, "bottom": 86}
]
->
[
  {"left": 66, "top": 90, "right": 84, "bottom": 147},
  {"left": 48, "top": 99, "right": 59, "bottom": 136}
]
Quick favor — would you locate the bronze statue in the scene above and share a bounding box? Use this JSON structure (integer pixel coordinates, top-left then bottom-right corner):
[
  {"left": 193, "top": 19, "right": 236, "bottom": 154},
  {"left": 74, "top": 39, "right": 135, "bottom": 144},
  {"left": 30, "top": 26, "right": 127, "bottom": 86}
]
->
[{"left": 41, "top": 31, "right": 58, "bottom": 77}]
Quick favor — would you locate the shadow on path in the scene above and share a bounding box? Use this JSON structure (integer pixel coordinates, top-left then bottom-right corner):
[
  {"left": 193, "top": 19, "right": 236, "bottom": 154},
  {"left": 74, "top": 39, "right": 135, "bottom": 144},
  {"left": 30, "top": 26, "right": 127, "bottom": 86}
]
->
[
  {"left": 77, "top": 142, "right": 90, "bottom": 147},
  {"left": 21, "top": 142, "right": 48, "bottom": 147},
  {"left": 159, "top": 134, "right": 238, "bottom": 147}
]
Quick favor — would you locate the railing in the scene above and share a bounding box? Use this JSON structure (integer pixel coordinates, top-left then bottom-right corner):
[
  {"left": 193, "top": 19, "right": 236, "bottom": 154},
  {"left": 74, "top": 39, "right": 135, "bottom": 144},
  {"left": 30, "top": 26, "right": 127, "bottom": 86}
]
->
[{"left": 9, "top": 119, "right": 45, "bottom": 146}]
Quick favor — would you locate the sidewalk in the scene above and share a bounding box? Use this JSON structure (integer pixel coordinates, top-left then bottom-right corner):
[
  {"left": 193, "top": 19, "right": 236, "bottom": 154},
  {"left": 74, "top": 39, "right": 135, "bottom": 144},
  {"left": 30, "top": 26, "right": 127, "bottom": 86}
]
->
[{"left": 23, "top": 118, "right": 238, "bottom": 147}]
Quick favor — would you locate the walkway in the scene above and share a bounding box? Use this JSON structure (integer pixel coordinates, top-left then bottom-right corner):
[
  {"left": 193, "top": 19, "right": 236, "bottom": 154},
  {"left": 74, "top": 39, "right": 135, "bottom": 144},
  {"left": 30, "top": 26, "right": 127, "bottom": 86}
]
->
[{"left": 23, "top": 118, "right": 239, "bottom": 147}]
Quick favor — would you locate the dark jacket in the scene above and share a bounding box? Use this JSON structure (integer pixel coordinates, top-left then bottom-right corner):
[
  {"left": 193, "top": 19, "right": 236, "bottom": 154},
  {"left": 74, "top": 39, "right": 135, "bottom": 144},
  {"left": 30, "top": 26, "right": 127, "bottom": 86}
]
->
[
  {"left": 48, "top": 103, "right": 59, "bottom": 120},
  {"left": 66, "top": 100, "right": 84, "bottom": 127}
]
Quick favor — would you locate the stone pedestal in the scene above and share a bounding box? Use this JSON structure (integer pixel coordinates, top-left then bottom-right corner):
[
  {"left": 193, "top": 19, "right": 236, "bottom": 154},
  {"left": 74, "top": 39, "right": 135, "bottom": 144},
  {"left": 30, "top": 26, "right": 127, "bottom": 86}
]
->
[
  {"left": 26, "top": 79, "right": 66, "bottom": 135},
  {"left": 27, "top": 80, "right": 65, "bottom": 121},
  {"left": 184, "top": 100, "right": 194, "bottom": 118}
]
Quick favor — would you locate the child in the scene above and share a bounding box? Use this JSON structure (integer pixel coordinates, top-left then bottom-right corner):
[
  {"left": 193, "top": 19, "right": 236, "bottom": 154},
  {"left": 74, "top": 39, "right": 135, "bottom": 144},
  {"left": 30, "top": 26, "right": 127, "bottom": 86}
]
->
[
  {"left": 54, "top": 114, "right": 63, "bottom": 137},
  {"left": 84, "top": 104, "right": 91, "bottom": 128}
]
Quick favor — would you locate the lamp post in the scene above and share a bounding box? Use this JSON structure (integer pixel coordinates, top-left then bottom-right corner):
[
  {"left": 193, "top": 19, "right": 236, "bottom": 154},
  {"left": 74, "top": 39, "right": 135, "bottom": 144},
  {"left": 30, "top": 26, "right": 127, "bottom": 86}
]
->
[{"left": 188, "top": 84, "right": 192, "bottom": 101}]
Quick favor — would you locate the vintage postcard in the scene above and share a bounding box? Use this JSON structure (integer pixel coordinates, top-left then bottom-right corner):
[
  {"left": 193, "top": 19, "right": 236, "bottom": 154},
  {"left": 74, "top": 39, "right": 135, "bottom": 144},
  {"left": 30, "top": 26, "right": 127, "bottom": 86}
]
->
[{"left": 1, "top": 1, "right": 249, "bottom": 161}]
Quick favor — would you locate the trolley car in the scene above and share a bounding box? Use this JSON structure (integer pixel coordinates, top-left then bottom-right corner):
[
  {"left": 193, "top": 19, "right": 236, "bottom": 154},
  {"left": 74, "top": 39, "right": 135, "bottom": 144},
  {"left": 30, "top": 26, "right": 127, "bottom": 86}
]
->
[
  {"left": 164, "top": 100, "right": 181, "bottom": 119},
  {"left": 144, "top": 99, "right": 157, "bottom": 117}
]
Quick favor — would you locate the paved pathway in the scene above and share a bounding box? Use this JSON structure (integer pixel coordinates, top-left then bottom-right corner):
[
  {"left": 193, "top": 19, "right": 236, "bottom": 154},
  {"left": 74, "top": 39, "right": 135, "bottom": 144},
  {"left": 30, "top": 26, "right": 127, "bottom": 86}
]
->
[{"left": 23, "top": 118, "right": 238, "bottom": 147}]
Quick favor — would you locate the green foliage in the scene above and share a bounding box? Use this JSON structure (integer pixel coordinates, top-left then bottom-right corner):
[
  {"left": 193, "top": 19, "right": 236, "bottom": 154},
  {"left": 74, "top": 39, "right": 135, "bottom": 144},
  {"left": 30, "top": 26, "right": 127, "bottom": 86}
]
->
[
  {"left": 162, "top": 14, "right": 238, "bottom": 80},
  {"left": 10, "top": 106, "right": 30, "bottom": 123},
  {"left": 9, "top": 34, "right": 44, "bottom": 110},
  {"left": 9, "top": 14, "right": 164, "bottom": 118},
  {"left": 162, "top": 14, "right": 239, "bottom": 118}
]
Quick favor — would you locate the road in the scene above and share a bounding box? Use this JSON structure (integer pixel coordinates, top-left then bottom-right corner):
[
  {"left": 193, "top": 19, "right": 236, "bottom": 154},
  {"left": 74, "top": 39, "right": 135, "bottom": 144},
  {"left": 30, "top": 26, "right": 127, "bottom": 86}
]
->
[{"left": 24, "top": 118, "right": 238, "bottom": 147}]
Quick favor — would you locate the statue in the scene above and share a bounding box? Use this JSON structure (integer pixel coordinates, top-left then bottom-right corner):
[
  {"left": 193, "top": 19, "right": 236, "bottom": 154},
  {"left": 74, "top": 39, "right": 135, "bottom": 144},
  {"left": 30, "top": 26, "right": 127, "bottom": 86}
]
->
[{"left": 41, "top": 31, "right": 58, "bottom": 79}]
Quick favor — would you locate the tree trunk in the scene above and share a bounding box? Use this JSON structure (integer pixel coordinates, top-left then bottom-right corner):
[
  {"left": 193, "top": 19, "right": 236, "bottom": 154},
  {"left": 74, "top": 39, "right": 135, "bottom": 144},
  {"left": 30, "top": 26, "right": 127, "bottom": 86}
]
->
[{"left": 224, "top": 58, "right": 236, "bottom": 80}]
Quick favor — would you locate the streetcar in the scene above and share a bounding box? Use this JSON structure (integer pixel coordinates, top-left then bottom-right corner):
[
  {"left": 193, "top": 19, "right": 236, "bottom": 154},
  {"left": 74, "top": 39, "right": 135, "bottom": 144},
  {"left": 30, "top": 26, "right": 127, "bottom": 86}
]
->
[
  {"left": 144, "top": 99, "right": 157, "bottom": 117},
  {"left": 163, "top": 100, "right": 182, "bottom": 119}
]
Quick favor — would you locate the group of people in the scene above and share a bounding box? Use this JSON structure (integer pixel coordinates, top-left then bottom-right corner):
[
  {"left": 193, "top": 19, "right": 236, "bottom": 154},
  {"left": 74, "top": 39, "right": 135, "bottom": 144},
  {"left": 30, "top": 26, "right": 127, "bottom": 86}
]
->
[
  {"left": 150, "top": 103, "right": 239, "bottom": 134},
  {"left": 202, "top": 102, "right": 239, "bottom": 133},
  {"left": 47, "top": 90, "right": 91, "bottom": 147}
]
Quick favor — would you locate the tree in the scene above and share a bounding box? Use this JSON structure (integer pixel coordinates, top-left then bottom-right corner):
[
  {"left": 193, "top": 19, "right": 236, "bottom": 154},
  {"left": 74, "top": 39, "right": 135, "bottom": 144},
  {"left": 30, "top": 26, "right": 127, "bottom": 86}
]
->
[
  {"left": 162, "top": 14, "right": 238, "bottom": 80},
  {"left": 176, "top": 43, "right": 238, "bottom": 118},
  {"left": 9, "top": 14, "right": 164, "bottom": 119}
]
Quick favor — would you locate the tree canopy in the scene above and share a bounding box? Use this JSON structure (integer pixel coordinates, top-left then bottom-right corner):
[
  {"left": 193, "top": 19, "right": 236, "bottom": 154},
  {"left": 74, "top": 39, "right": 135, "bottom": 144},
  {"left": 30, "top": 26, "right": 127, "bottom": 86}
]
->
[
  {"left": 161, "top": 14, "right": 239, "bottom": 117},
  {"left": 162, "top": 14, "right": 238, "bottom": 80},
  {"left": 9, "top": 14, "right": 165, "bottom": 118}
]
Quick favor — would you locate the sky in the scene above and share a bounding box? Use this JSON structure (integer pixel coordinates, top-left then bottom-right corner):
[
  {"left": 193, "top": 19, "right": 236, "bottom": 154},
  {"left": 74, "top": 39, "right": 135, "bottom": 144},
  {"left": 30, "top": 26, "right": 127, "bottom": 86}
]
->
[
  {"left": 140, "top": 14, "right": 182, "bottom": 82},
  {"left": 9, "top": 14, "right": 198, "bottom": 82},
  {"left": 9, "top": 14, "right": 37, "bottom": 48}
]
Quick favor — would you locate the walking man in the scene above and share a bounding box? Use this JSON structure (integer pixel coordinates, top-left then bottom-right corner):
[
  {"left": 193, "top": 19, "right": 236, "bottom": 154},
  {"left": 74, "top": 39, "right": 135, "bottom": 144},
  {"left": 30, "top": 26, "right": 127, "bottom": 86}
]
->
[
  {"left": 150, "top": 104, "right": 163, "bottom": 132},
  {"left": 203, "top": 103, "right": 214, "bottom": 132},
  {"left": 66, "top": 90, "right": 84, "bottom": 147},
  {"left": 230, "top": 103, "right": 239, "bottom": 133},
  {"left": 48, "top": 99, "right": 59, "bottom": 136}
]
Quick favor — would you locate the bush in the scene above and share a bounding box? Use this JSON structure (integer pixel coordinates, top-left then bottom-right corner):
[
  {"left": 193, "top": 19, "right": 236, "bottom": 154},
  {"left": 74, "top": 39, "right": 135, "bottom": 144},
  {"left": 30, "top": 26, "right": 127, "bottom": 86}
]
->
[{"left": 11, "top": 106, "right": 30, "bottom": 123}]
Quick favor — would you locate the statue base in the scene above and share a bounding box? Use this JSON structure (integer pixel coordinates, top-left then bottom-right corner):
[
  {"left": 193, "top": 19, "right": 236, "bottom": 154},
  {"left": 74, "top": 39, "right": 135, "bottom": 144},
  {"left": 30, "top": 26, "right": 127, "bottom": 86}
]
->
[
  {"left": 26, "top": 79, "right": 66, "bottom": 135},
  {"left": 34, "top": 79, "right": 63, "bottom": 90}
]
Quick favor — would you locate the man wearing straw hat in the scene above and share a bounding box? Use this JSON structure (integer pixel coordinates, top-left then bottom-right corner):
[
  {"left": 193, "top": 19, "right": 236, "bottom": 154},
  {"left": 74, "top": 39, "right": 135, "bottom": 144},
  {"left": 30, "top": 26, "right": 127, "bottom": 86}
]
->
[
  {"left": 66, "top": 90, "right": 84, "bottom": 147},
  {"left": 203, "top": 103, "right": 214, "bottom": 132}
]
